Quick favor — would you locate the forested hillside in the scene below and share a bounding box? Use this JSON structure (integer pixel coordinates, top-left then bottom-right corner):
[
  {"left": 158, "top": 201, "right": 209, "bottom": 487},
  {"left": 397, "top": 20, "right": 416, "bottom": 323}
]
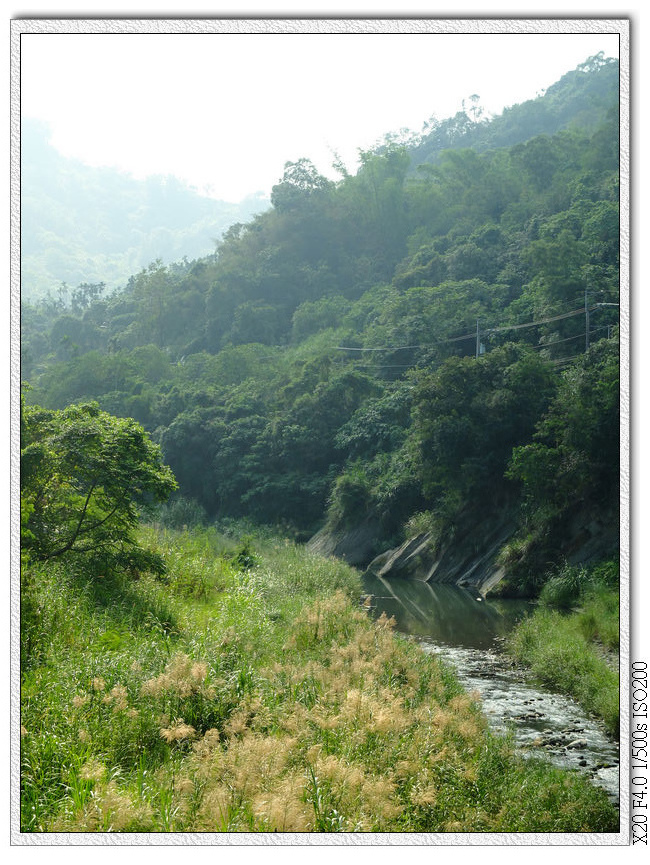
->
[
  {"left": 21, "top": 119, "right": 266, "bottom": 301},
  {"left": 21, "top": 53, "right": 620, "bottom": 595}
]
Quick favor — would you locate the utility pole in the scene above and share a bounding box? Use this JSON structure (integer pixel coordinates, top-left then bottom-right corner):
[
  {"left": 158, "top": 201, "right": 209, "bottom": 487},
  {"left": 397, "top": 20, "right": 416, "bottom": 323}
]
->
[
  {"left": 585, "top": 286, "right": 590, "bottom": 352},
  {"left": 476, "top": 319, "right": 480, "bottom": 359}
]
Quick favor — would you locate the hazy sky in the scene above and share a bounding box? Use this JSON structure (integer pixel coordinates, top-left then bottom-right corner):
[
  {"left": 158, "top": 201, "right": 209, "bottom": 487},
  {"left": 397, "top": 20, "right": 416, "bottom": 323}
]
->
[
  {"left": 21, "top": 27, "right": 618, "bottom": 201},
  {"left": 20, "top": 28, "right": 620, "bottom": 203}
]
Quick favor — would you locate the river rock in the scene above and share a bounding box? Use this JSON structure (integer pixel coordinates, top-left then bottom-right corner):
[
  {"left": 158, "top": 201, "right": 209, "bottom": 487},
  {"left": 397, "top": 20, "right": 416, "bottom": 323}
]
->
[
  {"left": 363, "top": 505, "right": 518, "bottom": 594},
  {"left": 315, "top": 498, "right": 620, "bottom": 596},
  {"left": 514, "top": 710, "right": 545, "bottom": 721},
  {"left": 361, "top": 533, "right": 434, "bottom": 581},
  {"left": 306, "top": 518, "right": 381, "bottom": 566}
]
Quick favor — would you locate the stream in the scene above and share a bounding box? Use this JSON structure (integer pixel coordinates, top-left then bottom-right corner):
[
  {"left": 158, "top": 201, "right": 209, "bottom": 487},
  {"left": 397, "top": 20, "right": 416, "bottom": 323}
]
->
[{"left": 361, "top": 572, "right": 620, "bottom": 805}]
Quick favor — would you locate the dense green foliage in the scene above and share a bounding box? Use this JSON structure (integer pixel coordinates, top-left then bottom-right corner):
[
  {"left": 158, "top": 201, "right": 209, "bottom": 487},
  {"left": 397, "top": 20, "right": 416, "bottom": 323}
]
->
[
  {"left": 21, "top": 398, "right": 177, "bottom": 571},
  {"left": 22, "top": 54, "right": 620, "bottom": 585},
  {"left": 408, "top": 53, "right": 620, "bottom": 166},
  {"left": 20, "top": 526, "right": 618, "bottom": 833},
  {"left": 503, "top": 340, "right": 620, "bottom": 585}
]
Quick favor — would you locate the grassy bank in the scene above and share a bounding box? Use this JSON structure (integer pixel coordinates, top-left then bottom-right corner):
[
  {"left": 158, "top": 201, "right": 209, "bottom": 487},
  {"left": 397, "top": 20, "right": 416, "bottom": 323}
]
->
[
  {"left": 506, "top": 561, "right": 620, "bottom": 737},
  {"left": 20, "top": 527, "right": 618, "bottom": 834}
]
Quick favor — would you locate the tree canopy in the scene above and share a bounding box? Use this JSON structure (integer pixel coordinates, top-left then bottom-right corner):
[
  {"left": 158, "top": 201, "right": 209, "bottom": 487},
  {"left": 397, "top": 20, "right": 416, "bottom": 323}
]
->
[
  {"left": 21, "top": 399, "right": 177, "bottom": 570},
  {"left": 20, "top": 56, "right": 621, "bottom": 578}
]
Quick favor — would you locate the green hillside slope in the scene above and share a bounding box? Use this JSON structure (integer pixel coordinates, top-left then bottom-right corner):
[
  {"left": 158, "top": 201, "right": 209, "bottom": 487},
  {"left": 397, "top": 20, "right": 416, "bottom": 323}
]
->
[{"left": 21, "top": 54, "right": 621, "bottom": 596}]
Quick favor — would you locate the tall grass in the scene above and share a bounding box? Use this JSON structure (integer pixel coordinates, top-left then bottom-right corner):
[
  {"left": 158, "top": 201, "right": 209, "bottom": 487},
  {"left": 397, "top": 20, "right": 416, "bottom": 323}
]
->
[
  {"left": 507, "top": 560, "right": 620, "bottom": 737},
  {"left": 20, "top": 528, "right": 618, "bottom": 834}
]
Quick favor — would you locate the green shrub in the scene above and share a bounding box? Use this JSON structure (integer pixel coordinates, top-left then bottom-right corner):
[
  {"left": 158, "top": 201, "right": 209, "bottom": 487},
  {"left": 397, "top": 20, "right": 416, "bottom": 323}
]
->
[
  {"left": 326, "top": 464, "right": 373, "bottom": 529},
  {"left": 578, "top": 584, "right": 620, "bottom": 650},
  {"left": 538, "top": 563, "right": 590, "bottom": 610},
  {"left": 154, "top": 496, "right": 208, "bottom": 530}
]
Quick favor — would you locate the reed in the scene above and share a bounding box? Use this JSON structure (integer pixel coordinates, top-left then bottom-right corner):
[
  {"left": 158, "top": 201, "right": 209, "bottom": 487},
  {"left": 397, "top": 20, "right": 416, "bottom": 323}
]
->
[{"left": 20, "top": 527, "right": 619, "bottom": 833}]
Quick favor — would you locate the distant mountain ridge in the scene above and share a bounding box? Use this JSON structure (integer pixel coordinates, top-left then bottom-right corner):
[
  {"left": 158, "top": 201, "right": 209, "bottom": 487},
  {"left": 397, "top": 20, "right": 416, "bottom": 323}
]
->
[
  {"left": 21, "top": 55, "right": 618, "bottom": 303},
  {"left": 21, "top": 118, "right": 269, "bottom": 300},
  {"left": 405, "top": 52, "right": 618, "bottom": 170}
]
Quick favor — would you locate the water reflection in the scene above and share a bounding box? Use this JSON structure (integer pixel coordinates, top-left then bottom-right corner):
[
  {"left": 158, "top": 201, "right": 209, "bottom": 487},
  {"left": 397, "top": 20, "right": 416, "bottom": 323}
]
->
[
  {"left": 361, "top": 572, "right": 619, "bottom": 804},
  {"left": 362, "top": 573, "right": 532, "bottom": 649}
]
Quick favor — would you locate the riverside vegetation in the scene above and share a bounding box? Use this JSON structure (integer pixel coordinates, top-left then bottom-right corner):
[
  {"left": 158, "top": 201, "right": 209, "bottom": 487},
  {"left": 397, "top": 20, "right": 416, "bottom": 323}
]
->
[
  {"left": 21, "top": 521, "right": 618, "bottom": 833},
  {"left": 19, "top": 390, "right": 620, "bottom": 834},
  {"left": 507, "top": 559, "right": 620, "bottom": 739},
  {"left": 20, "top": 55, "right": 622, "bottom": 834}
]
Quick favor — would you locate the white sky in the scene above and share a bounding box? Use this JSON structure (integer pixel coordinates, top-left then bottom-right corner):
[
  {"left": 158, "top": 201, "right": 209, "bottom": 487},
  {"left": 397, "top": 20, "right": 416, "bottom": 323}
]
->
[{"left": 20, "top": 28, "right": 620, "bottom": 202}]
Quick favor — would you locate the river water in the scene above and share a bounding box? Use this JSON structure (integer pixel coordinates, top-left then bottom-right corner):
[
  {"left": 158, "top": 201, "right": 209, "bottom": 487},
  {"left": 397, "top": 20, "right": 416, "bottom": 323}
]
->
[{"left": 361, "top": 572, "right": 620, "bottom": 805}]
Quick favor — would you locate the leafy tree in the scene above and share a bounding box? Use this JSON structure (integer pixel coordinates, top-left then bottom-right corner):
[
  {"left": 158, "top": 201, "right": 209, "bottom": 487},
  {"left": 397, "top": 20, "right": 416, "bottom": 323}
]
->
[
  {"left": 502, "top": 336, "right": 619, "bottom": 584},
  {"left": 519, "top": 230, "right": 588, "bottom": 312},
  {"left": 21, "top": 400, "right": 177, "bottom": 569},
  {"left": 70, "top": 282, "right": 107, "bottom": 314},
  {"left": 352, "top": 145, "right": 411, "bottom": 272},
  {"left": 291, "top": 295, "right": 352, "bottom": 343},
  {"left": 271, "top": 159, "right": 333, "bottom": 213},
  {"left": 226, "top": 300, "right": 284, "bottom": 346},
  {"left": 411, "top": 343, "right": 557, "bottom": 504},
  {"left": 158, "top": 407, "right": 228, "bottom": 514},
  {"left": 335, "top": 383, "right": 412, "bottom": 460},
  {"left": 507, "top": 335, "right": 619, "bottom": 508},
  {"left": 511, "top": 134, "right": 561, "bottom": 192}
]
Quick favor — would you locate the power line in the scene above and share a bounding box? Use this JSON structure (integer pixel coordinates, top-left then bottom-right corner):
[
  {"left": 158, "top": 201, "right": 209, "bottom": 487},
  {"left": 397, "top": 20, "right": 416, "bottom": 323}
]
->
[
  {"left": 332, "top": 296, "right": 619, "bottom": 380},
  {"left": 334, "top": 307, "right": 586, "bottom": 354},
  {"left": 335, "top": 301, "right": 618, "bottom": 356},
  {"left": 486, "top": 307, "right": 586, "bottom": 334},
  {"left": 354, "top": 363, "right": 418, "bottom": 369},
  {"left": 335, "top": 331, "right": 476, "bottom": 352},
  {"left": 550, "top": 355, "right": 581, "bottom": 367},
  {"left": 530, "top": 332, "right": 587, "bottom": 350}
]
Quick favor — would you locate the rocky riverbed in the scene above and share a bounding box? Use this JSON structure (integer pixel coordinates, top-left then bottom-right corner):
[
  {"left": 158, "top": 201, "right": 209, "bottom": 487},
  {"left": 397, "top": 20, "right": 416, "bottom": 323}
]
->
[{"left": 419, "top": 638, "right": 620, "bottom": 805}]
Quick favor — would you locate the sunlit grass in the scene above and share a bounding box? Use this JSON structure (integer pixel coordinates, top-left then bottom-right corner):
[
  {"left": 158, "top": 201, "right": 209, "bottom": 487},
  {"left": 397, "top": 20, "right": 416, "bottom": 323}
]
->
[
  {"left": 20, "top": 527, "right": 619, "bottom": 834},
  {"left": 507, "top": 560, "right": 620, "bottom": 737}
]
